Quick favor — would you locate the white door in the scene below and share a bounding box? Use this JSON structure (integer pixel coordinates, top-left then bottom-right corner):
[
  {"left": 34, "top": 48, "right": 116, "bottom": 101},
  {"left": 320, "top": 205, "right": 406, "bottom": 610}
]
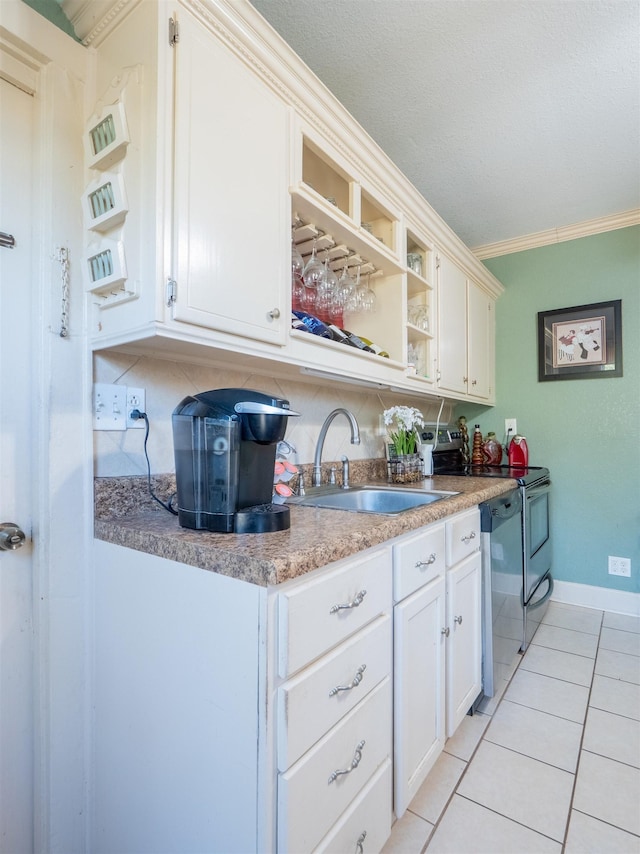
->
[
  {"left": 467, "top": 280, "right": 492, "bottom": 399},
  {"left": 393, "top": 576, "right": 446, "bottom": 817},
  {"left": 437, "top": 253, "right": 468, "bottom": 395},
  {"left": 172, "top": 7, "right": 289, "bottom": 345},
  {"left": 0, "top": 75, "right": 35, "bottom": 853},
  {"left": 446, "top": 552, "right": 482, "bottom": 737}
]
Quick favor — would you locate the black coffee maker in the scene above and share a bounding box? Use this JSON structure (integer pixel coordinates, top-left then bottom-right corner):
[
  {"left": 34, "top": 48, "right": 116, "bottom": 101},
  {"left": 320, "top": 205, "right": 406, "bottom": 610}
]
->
[{"left": 172, "top": 388, "right": 299, "bottom": 533}]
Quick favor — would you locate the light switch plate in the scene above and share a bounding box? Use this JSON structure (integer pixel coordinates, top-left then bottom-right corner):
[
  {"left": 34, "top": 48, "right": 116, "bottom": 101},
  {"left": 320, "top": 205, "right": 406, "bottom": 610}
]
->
[{"left": 93, "top": 383, "right": 127, "bottom": 430}]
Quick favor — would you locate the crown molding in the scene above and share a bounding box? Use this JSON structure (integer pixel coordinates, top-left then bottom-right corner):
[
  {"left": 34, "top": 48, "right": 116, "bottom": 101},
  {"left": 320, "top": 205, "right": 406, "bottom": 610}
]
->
[{"left": 472, "top": 209, "right": 640, "bottom": 260}]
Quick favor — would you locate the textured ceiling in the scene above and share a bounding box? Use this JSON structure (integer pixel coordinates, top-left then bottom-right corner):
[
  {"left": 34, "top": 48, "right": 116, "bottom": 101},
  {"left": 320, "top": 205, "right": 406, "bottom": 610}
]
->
[{"left": 249, "top": 0, "right": 640, "bottom": 249}]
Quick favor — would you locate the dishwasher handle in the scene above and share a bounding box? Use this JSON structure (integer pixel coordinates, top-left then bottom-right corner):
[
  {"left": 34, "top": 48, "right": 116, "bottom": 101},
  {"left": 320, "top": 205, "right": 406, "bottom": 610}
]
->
[{"left": 480, "top": 489, "right": 522, "bottom": 532}]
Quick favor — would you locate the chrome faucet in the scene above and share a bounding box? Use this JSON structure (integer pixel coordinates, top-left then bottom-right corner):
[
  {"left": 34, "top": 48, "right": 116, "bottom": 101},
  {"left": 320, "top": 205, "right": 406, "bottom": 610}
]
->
[{"left": 313, "top": 409, "right": 361, "bottom": 487}]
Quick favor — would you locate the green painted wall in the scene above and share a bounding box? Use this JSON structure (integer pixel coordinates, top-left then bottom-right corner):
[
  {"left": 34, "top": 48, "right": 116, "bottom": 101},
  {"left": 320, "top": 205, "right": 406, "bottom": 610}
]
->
[
  {"left": 456, "top": 225, "right": 640, "bottom": 593},
  {"left": 21, "top": 0, "right": 79, "bottom": 40}
]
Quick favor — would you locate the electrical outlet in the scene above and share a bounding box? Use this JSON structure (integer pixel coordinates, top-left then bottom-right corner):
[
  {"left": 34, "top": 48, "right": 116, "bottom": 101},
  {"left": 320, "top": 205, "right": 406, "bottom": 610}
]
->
[
  {"left": 608, "top": 556, "right": 631, "bottom": 577},
  {"left": 93, "top": 383, "right": 127, "bottom": 431},
  {"left": 126, "top": 387, "right": 146, "bottom": 429},
  {"left": 505, "top": 418, "right": 517, "bottom": 437}
]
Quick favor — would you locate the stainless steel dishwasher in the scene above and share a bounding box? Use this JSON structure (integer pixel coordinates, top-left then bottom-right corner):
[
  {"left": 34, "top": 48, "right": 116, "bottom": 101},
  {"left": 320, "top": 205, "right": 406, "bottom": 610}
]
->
[{"left": 479, "top": 488, "right": 524, "bottom": 698}]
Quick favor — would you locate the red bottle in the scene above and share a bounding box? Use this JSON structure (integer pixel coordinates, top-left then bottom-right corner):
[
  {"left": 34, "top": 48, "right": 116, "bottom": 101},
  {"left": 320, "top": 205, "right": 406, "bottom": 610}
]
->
[{"left": 508, "top": 435, "right": 529, "bottom": 467}]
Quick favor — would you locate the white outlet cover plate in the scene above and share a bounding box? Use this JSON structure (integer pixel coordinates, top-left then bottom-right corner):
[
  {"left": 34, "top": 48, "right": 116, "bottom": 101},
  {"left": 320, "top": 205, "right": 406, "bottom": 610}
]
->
[
  {"left": 608, "top": 556, "right": 631, "bottom": 577},
  {"left": 126, "top": 387, "right": 146, "bottom": 429}
]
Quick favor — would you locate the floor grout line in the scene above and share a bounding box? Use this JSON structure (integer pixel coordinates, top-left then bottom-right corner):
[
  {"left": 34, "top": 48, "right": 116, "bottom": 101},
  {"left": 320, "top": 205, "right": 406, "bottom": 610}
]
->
[
  {"left": 388, "top": 607, "right": 640, "bottom": 853},
  {"left": 558, "top": 609, "right": 604, "bottom": 851}
]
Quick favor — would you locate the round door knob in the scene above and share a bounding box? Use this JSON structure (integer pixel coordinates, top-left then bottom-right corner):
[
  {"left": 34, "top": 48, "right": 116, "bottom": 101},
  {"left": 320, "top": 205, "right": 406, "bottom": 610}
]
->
[
  {"left": 267, "top": 308, "right": 280, "bottom": 320},
  {"left": 0, "top": 522, "right": 26, "bottom": 551}
]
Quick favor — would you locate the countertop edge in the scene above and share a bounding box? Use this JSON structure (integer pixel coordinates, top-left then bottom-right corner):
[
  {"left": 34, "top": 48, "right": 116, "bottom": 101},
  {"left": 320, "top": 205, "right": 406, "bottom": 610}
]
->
[{"left": 94, "top": 476, "right": 518, "bottom": 586}]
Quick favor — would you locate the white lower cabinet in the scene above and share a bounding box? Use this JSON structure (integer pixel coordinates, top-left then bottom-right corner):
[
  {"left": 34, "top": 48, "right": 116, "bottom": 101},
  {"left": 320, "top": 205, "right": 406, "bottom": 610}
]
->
[
  {"left": 392, "top": 524, "right": 447, "bottom": 817},
  {"left": 91, "top": 509, "right": 482, "bottom": 852},
  {"left": 278, "top": 679, "right": 391, "bottom": 852},
  {"left": 314, "top": 760, "right": 392, "bottom": 853},
  {"left": 275, "top": 545, "right": 393, "bottom": 853},
  {"left": 445, "top": 509, "right": 482, "bottom": 737},
  {"left": 393, "top": 576, "right": 446, "bottom": 817},
  {"left": 393, "top": 509, "right": 482, "bottom": 818},
  {"left": 445, "top": 552, "right": 482, "bottom": 736}
]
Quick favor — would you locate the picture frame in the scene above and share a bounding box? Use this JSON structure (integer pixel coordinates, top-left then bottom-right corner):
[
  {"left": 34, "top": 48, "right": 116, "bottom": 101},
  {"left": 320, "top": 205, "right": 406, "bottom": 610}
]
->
[{"left": 537, "top": 300, "right": 622, "bottom": 381}]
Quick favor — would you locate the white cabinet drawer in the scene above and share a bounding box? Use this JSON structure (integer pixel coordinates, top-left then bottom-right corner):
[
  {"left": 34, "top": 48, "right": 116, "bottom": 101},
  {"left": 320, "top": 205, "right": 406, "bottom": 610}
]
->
[
  {"left": 314, "top": 760, "right": 392, "bottom": 853},
  {"left": 278, "top": 615, "right": 391, "bottom": 771},
  {"left": 278, "top": 678, "right": 391, "bottom": 854},
  {"left": 392, "top": 523, "right": 446, "bottom": 603},
  {"left": 278, "top": 547, "right": 391, "bottom": 678},
  {"left": 445, "top": 508, "right": 480, "bottom": 567}
]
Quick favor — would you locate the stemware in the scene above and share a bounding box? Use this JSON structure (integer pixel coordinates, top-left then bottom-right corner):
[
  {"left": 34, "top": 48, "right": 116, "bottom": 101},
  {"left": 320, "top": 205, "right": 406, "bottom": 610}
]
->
[
  {"left": 292, "top": 242, "right": 304, "bottom": 281},
  {"left": 337, "top": 264, "right": 356, "bottom": 312},
  {"left": 302, "top": 239, "right": 325, "bottom": 291},
  {"left": 356, "top": 270, "right": 376, "bottom": 313},
  {"left": 315, "top": 254, "right": 339, "bottom": 322},
  {"left": 291, "top": 240, "right": 305, "bottom": 311}
]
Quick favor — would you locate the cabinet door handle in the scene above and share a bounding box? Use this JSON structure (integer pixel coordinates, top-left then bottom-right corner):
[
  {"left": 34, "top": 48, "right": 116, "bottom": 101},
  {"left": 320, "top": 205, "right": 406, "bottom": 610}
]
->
[
  {"left": 461, "top": 531, "right": 476, "bottom": 544},
  {"left": 454, "top": 615, "right": 463, "bottom": 625},
  {"left": 267, "top": 307, "right": 280, "bottom": 320},
  {"left": 415, "top": 553, "right": 436, "bottom": 568},
  {"left": 328, "top": 740, "right": 366, "bottom": 784},
  {"left": 355, "top": 830, "right": 367, "bottom": 853},
  {"left": 330, "top": 589, "right": 367, "bottom": 614},
  {"left": 441, "top": 626, "right": 450, "bottom": 637},
  {"left": 329, "top": 664, "right": 367, "bottom": 697}
]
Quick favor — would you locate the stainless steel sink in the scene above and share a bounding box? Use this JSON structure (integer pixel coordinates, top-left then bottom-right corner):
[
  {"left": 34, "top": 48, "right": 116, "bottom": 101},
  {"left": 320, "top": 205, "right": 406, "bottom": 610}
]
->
[{"left": 288, "top": 484, "right": 459, "bottom": 515}]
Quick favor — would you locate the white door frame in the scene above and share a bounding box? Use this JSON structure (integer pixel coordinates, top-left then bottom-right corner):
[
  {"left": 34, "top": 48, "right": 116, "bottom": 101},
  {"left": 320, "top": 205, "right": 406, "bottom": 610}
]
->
[{"left": 1, "top": 4, "right": 91, "bottom": 851}]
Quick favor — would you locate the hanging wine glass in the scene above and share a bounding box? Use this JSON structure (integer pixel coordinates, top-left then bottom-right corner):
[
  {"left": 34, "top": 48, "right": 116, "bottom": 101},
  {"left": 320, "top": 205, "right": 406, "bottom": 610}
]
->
[
  {"left": 352, "top": 266, "right": 366, "bottom": 312},
  {"left": 337, "top": 264, "right": 357, "bottom": 313},
  {"left": 302, "top": 238, "right": 325, "bottom": 291},
  {"left": 360, "top": 272, "right": 376, "bottom": 313},
  {"left": 291, "top": 238, "right": 305, "bottom": 311},
  {"left": 292, "top": 241, "right": 304, "bottom": 282},
  {"left": 315, "top": 253, "right": 339, "bottom": 322}
]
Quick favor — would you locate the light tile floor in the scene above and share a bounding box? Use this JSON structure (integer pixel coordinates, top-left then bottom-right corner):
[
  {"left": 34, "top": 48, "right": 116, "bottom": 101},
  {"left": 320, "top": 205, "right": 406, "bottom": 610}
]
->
[{"left": 383, "top": 602, "right": 640, "bottom": 854}]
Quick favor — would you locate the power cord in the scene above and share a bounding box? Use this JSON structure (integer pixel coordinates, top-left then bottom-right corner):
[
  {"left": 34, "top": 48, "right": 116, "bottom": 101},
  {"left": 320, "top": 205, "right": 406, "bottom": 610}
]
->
[
  {"left": 504, "top": 426, "right": 514, "bottom": 453},
  {"left": 130, "top": 409, "right": 178, "bottom": 516}
]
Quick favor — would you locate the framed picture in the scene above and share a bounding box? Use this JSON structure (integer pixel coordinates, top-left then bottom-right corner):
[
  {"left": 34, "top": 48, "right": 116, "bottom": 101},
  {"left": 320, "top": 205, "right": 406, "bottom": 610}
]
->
[{"left": 537, "top": 300, "right": 622, "bottom": 381}]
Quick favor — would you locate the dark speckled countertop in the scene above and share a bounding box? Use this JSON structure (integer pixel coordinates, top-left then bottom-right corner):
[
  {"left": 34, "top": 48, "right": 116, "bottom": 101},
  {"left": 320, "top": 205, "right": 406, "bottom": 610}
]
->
[{"left": 94, "top": 472, "right": 517, "bottom": 587}]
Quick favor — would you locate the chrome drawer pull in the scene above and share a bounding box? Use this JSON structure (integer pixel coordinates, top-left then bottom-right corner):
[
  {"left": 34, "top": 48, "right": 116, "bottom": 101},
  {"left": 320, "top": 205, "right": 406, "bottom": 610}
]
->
[
  {"left": 330, "top": 589, "right": 367, "bottom": 614},
  {"left": 356, "top": 830, "right": 367, "bottom": 853},
  {"left": 454, "top": 615, "right": 463, "bottom": 625},
  {"left": 415, "top": 553, "right": 436, "bottom": 568},
  {"left": 461, "top": 531, "right": 476, "bottom": 544},
  {"left": 328, "top": 740, "right": 366, "bottom": 784},
  {"left": 441, "top": 626, "right": 450, "bottom": 637},
  {"left": 329, "top": 664, "right": 367, "bottom": 697}
]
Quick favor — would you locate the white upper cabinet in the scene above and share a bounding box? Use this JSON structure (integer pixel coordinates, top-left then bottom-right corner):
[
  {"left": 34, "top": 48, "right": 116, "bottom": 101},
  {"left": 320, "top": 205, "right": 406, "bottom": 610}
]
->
[
  {"left": 437, "top": 252, "right": 495, "bottom": 402},
  {"left": 172, "top": 8, "right": 289, "bottom": 344},
  {"left": 467, "top": 278, "right": 494, "bottom": 400},
  {"left": 85, "top": 0, "right": 502, "bottom": 404},
  {"left": 436, "top": 253, "right": 468, "bottom": 396}
]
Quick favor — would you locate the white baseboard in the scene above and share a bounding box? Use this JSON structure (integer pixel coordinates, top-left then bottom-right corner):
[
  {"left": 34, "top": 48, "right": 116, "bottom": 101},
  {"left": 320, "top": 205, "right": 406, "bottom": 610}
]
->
[{"left": 551, "top": 580, "right": 640, "bottom": 617}]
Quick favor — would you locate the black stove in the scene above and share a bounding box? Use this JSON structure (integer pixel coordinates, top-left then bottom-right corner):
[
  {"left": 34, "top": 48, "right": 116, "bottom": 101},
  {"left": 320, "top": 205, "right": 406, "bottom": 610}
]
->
[
  {"left": 435, "top": 463, "right": 550, "bottom": 487},
  {"left": 421, "top": 424, "right": 549, "bottom": 487}
]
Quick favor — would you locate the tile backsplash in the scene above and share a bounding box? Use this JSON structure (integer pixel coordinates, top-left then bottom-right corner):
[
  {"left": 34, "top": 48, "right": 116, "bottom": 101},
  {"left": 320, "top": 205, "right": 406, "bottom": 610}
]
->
[{"left": 93, "top": 352, "right": 452, "bottom": 477}]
